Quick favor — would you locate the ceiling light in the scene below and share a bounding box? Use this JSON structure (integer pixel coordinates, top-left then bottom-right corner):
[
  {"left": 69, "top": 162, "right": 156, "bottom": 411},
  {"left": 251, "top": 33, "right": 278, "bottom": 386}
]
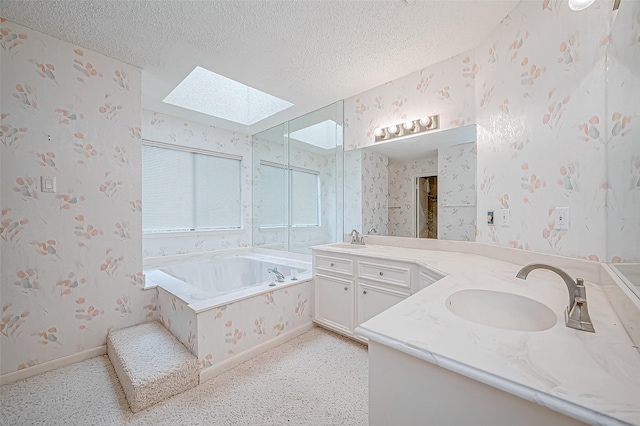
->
[
  {"left": 374, "top": 128, "right": 385, "bottom": 138},
  {"left": 387, "top": 125, "right": 400, "bottom": 135},
  {"left": 568, "top": 0, "right": 595, "bottom": 10},
  {"left": 163, "top": 66, "right": 293, "bottom": 126},
  {"left": 403, "top": 121, "right": 415, "bottom": 131}
]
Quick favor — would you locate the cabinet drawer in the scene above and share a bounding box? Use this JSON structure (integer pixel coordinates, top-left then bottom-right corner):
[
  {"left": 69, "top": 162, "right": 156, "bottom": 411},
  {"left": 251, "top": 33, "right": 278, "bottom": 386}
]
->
[
  {"left": 315, "top": 254, "right": 353, "bottom": 276},
  {"left": 358, "top": 261, "right": 411, "bottom": 289}
]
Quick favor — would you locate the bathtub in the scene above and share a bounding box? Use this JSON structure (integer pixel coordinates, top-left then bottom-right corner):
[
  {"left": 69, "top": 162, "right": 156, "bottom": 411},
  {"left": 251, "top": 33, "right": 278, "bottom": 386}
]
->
[
  {"left": 145, "top": 251, "right": 312, "bottom": 310},
  {"left": 146, "top": 249, "right": 314, "bottom": 381}
]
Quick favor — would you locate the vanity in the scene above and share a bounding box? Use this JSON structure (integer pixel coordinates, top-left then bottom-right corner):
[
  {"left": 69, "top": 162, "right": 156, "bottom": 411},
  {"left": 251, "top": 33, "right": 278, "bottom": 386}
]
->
[{"left": 311, "top": 238, "right": 640, "bottom": 426}]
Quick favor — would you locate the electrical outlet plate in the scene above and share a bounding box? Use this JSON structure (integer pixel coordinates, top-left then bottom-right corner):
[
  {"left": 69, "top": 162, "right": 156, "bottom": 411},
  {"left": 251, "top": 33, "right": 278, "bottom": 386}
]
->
[
  {"left": 500, "top": 209, "right": 510, "bottom": 227},
  {"left": 40, "top": 176, "right": 56, "bottom": 193},
  {"left": 487, "top": 210, "right": 494, "bottom": 225},
  {"left": 555, "top": 207, "right": 569, "bottom": 230}
]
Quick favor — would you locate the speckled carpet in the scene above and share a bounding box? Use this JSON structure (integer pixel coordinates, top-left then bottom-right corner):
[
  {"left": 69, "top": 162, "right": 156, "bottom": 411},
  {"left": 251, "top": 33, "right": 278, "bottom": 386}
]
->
[{"left": 0, "top": 327, "right": 368, "bottom": 426}]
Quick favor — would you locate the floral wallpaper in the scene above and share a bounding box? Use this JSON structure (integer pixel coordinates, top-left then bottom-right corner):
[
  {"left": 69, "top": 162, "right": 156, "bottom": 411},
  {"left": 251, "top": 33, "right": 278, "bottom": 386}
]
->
[
  {"left": 387, "top": 154, "right": 438, "bottom": 237},
  {"left": 343, "top": 149, "right": 363, "bottom": 234},
  {"left": 438, "top": 143, "right": 476, "bottom": 241},
  {"left": 195, "top": 281, "right": 312, "bottom": 370},
  {"left": 474, "top": 0, "right": 611, "bottom": 260},
  {"left": 157, "top": 287, "right": 197, "bottom": 355},
  {"left": 606, "top": 0, "right": 640, "bottom": 263},
  {"left": 0, "top": 19, "right": 156, "bottom": 375},
  {"left": 141, "top": 110, "right": 252, "bottom": 257},
  {"left": 361, "top": 150, "right": 389, "bottom": 236}
]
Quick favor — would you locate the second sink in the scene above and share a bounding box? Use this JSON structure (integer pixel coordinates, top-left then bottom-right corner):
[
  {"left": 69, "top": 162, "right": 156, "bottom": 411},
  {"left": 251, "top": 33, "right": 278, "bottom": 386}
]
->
[{"left": 445, "top": 289, "right": 557, "bottom": 332}]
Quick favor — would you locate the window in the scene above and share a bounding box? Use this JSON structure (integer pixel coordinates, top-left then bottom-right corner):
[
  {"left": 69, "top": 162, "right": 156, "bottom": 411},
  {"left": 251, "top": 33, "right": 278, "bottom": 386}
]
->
[
  {"left": 260, "top": 161, "right": 320, "bottom": 227},
  {"left": 142, "top": 143, "right": 242, "bottom": 233}
]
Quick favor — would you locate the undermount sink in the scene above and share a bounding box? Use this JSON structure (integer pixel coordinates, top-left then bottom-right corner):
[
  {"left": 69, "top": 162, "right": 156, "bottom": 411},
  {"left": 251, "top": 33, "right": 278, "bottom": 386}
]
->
[
  {"left": 328, "top": 243, "right": 368, "bottom": 250},
  {"left": 445, "top": 289, "right": 557, "bottom": 332}
]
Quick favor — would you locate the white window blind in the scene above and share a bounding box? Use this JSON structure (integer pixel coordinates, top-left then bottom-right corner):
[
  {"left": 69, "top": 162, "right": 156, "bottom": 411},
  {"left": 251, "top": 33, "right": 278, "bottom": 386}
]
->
[
  {"left": 142, "top": 144, "right": 242, "bottom": 233},
  {"left": 259, "top": 162, "right": 320, "bottom": 227}
]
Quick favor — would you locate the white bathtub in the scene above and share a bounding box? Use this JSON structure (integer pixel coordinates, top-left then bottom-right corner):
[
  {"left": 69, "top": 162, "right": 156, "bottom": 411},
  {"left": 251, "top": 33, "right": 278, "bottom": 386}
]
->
[{"left": 145, "top": 252, "right": 311, "bottom": 310}]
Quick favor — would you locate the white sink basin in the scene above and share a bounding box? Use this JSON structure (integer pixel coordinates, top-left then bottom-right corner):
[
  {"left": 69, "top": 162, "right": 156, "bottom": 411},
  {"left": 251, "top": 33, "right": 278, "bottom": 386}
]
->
[
  {"left": 445, "top": 289, "right": 557, "bottom": 332},
  {"left": 328, "top": 243, "right": 368, "bottom": 250}
]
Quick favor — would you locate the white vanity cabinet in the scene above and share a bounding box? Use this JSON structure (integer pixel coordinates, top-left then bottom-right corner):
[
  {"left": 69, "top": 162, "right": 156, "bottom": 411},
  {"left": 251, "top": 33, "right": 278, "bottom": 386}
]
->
[
  {"left": 313, "top": 249, "right": 432, "bottom": 342},
  {"left": 313, "top": 253, "right": 356, "bottom": 336}
]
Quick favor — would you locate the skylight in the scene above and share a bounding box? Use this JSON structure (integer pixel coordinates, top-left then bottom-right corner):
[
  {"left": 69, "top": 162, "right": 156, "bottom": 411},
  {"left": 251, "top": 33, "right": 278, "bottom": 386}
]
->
[
  {"left": 289, "top": 121, "right": 342, "bottom": 150},
  {"left": 163, "top": 66, "right": 293, "bottom": 126}
]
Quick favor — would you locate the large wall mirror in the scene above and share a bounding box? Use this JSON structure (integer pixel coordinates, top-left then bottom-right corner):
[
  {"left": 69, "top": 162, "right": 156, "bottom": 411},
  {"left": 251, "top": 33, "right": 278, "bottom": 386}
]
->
[
  {"left": 608, "top": 0, "right": 640, "bottom": 298},
  {"left": 344, "top": 124, "right": 476, "bottom": 242}
]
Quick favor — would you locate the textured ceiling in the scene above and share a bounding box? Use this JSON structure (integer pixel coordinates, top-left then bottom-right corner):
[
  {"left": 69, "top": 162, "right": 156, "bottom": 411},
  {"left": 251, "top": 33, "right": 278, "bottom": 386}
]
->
[{"left": 0, "top": 0, "right": 519, "bottom": 134}]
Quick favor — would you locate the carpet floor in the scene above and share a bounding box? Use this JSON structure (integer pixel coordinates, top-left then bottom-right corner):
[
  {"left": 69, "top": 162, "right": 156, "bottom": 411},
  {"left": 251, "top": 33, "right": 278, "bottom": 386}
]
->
[{"left": 1, "top": 327, "right": 368, "bottom": 426}]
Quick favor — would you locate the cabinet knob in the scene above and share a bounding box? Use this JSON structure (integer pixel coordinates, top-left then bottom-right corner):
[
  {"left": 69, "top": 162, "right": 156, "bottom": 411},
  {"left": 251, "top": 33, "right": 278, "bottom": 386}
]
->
[
  {"left": 363, "top": 290, "right": 367, "bottom": 295},
  {"left": 379, "top": 271, "right": 384, "bottom": 276},
  {"left": 344, "top": 286, "right": 348, "bottom": 291},
  {"left": 330, "top": 263, "right": 334, "bottom": 267}
]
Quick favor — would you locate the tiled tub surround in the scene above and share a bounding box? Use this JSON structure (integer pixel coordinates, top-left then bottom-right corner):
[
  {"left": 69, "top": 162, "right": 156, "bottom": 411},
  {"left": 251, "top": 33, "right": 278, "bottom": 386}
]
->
[
  {"left": 146, "top": 248, "right": 313, "bottom": 382},
  {"left": 316, "top": 237, "right": 640, "bottom": 425}
]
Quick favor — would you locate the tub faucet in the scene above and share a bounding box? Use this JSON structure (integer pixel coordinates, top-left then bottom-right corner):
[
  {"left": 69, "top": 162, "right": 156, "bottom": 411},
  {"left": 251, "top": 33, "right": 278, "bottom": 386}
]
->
[
  {"left": 350, "top": 229, "right": 365, "bottom": 245},
  {"left": 268, "top": 267, "right": 285, "bottom": 283},
  {"left": 516, "top": 263, "right": 595, "bottom": 333}
]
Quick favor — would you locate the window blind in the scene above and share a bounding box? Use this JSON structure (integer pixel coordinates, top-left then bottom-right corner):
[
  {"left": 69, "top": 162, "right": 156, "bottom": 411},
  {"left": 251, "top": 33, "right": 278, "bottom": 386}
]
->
[{"left": 142, "top": 144, "right": 241, "bottom": 233}]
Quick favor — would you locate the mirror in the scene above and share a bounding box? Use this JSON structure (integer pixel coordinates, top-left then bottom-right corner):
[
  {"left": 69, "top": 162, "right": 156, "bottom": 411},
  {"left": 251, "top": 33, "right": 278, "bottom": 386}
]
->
[
  {"left": 607, "top": 0, "right": 640, "bottom": 292},
  {"left": 252, "top": 102, "right": 343, "bottom": 255},
  {"left": 345, "top": 124, "right": 477, "bottom": 241}
]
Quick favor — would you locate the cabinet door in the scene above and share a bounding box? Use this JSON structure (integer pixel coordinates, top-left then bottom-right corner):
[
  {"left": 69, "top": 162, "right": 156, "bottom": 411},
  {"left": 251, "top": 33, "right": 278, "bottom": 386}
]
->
[
  {"left": 357, "top": 284, "right": 408, "bottom": 328},
  {"left": 314, "top": 274, "right": 354, "bottom": 336}
]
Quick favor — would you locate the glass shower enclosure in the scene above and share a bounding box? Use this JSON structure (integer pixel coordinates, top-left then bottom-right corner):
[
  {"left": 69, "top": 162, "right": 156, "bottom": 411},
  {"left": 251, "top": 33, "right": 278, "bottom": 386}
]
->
[{"left": 252, "top": 102, "right": 344, "bottom": 254}]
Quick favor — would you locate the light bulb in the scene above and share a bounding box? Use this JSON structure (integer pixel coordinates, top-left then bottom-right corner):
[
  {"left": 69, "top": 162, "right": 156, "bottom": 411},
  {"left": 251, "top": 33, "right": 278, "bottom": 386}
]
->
[
  {"left": 419, "top": 117, "right": 432, "bottom": 127},
  {"left": 387, "top": 125, "right": 399, "bottom": 135},
  {"left": 568, "top": 0, "right": 595, "bottom": 10},
  {"left": 374, "top": 128, "right": 385, "bottom": 138},
  {"left": 403, "top": 121, "right": 415, "bottom": 131}
]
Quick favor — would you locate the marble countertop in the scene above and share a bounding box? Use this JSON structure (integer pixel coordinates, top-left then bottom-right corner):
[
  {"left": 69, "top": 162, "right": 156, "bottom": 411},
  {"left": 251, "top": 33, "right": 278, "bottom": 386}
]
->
[{"left": 312, "top": 243, "right": 640, "bottom": 426}]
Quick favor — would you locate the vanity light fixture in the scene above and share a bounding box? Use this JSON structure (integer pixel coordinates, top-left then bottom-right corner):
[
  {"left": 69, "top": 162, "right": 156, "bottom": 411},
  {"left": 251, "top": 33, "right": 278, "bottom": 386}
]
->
[
  {"left": 374, "top": 114, "right": 439, "bottom": 143},
  {"left": 568, "top": 0, "right": 595, "bottom": 11}
]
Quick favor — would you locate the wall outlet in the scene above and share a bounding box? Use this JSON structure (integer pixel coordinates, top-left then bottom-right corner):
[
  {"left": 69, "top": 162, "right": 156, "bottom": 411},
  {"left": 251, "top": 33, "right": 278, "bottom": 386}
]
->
[
  {"left": 487, "top": 210, "right": 494, "bottom": 225},
  {"left": 500, "top": 209, "right": 510, "bottom": 227},
  {"left": 555, "top": 207, "right": 569, "bottom": 230},
  {"left": 40, "top": 176, "right": 56, "bottom": 193}
]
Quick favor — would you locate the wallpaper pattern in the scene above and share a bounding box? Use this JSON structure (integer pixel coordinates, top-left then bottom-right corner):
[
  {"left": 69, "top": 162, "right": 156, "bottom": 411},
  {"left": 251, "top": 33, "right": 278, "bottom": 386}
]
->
[
  {"left": 438, "top": 143, "right": 476, "bottom": 241},
  {"left": 0, "top": 19, "right": 156, "bottom": 375},
  {"left": 361, "top": 150, "right": 389, "bottom": 236},
  {"left": 474, "top": 0, "right": 611, "bottom": 260},
  {"left": 141, "top": 110, "right": 252, "bottom": 257}
]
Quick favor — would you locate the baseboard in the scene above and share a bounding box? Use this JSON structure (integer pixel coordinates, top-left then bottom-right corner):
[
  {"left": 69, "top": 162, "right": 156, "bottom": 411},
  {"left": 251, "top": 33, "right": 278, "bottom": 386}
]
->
[
  {"left": 199, "top": 322, "right": 315, "bottom": 383},
  {"left": 0, "top": 345, "right": 107, "bottom": 386}
]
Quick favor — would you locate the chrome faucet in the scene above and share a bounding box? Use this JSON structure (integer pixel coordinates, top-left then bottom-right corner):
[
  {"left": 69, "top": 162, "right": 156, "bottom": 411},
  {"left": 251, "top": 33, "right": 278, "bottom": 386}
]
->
[
  {"left": 349, "top": 229, "right": 365, "bottom": 245},
  {"left": 268, "top": 267, "right": 285, "bottom": 283},
  {"left": 368, "top": 227, "right": 378, "bottom": 235},
  {"left": 516, "top": 263, "right": 595, "bottom": 333}
]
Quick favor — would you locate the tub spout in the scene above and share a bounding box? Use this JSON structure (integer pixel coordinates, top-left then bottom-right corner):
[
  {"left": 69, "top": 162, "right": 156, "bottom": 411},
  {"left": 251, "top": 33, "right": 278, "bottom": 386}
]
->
[{"left": 268, "top": 267, "right": 285, "bottom": 283}]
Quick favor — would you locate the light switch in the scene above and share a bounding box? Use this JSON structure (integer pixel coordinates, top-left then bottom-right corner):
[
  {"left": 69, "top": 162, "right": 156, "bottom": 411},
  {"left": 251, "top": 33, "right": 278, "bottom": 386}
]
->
[
  {"left": 500, "top": 209, "right": 510, "bottom": 227},
  {"left": 41, "top": 176, "right": 56, "bottom": 193},
  {"left": 555, "top": 207, "right": 569, "bottom": 230}
]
